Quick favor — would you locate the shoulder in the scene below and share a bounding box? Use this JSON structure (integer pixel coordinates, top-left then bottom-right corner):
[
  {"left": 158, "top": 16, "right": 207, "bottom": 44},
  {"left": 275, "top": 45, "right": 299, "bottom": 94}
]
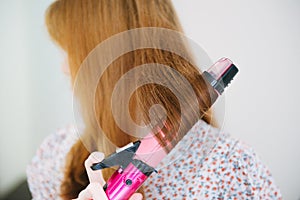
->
[
  {"left": 26, "top": 125, "right": 78, "bottom": 200},
  {"left": 29, "top": 125, "right": 78, "bottom": 162},
  {"left": 200, "top": 131, "right": 282, "bottom": 199},
  {"left": 144, "top": 120, "right": 282, "bottom": 199}
]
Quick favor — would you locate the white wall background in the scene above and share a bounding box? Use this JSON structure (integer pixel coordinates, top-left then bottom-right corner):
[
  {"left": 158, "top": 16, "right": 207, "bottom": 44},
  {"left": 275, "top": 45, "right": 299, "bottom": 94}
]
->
[
  {"left": 0, "top": 0, "right": 299, "bottom": 199},
  {"left": 0, "top": 0, "right": 73, "bottom": 197}
]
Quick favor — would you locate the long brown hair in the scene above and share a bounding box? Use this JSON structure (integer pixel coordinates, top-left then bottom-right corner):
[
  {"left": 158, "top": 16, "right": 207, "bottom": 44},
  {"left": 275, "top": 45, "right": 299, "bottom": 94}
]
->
[{"left": 45, "top": 0, "right": 216, "bottom": 199}]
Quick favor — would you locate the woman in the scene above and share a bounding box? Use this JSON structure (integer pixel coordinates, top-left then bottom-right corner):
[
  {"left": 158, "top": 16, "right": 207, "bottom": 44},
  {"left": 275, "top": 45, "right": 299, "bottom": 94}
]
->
[{"left": 27, "top": 0, "right": 282, "bottom": 199}]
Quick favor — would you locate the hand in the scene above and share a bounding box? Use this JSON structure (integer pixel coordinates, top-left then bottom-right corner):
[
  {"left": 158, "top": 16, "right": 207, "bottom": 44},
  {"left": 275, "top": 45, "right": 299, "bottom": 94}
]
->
[{"left": 73, "top": 152, "right": 143, "bottom": 200}]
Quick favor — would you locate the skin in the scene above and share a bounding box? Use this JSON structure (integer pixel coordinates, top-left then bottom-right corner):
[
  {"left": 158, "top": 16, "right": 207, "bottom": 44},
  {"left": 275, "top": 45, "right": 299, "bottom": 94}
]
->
[{"left": 72, "top": 152, "right": 143, "bottom": 200}]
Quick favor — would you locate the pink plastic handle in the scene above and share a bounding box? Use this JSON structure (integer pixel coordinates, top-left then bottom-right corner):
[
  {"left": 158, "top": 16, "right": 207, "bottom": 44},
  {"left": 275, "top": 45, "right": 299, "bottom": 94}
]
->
[{"left": 105, "top": 163, "right": 148, "bottom": 200}]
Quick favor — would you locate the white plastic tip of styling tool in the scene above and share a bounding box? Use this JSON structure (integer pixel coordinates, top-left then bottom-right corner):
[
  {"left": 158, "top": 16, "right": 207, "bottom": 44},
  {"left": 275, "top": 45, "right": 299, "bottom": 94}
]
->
[{"left": 116, "top": 142, "right": 134, "bottom": 153}]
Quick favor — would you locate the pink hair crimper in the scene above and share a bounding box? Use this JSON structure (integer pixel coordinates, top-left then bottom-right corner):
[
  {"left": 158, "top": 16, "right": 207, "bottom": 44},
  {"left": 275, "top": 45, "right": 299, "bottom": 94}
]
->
[{"left": 91, "top": 58, "right": 239, "bottom": 200}]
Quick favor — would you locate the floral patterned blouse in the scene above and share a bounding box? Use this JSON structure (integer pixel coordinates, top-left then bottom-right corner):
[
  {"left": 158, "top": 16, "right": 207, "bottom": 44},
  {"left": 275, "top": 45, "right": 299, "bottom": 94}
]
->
[{"left": 27, "top": 119, "right": 282, "bottom": 199}]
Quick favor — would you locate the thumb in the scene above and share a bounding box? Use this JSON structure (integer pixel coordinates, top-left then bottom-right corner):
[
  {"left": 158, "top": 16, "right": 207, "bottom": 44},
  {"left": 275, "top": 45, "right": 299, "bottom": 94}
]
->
[{"left": 84, "top": 152, "right": 106, "bottom": 186}]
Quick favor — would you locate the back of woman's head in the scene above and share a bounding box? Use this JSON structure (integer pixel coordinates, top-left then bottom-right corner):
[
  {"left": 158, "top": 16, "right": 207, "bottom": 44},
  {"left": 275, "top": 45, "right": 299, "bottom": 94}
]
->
[{"left": 46, "top": 0, "right": 215, "bottom": 199}]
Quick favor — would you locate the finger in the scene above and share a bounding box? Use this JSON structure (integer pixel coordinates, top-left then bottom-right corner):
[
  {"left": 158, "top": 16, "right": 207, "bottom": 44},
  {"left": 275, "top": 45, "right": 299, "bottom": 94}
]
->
[
  {"left": 84, "top": 152, "right": 106, "bottom": 185},
  {"left": 76, "top": 188, "right": 92, "bottom": 200},
  {"left": 129, "top": 193, "right": 143, "bottom": 200},
  {"left": 77, "top": 183, "right": 108, "bottom": 200}
]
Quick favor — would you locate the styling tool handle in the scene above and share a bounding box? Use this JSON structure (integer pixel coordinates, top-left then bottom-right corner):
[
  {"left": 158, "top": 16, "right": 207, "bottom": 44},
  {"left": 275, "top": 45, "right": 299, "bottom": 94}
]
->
[
  {"left": 102, "top": 159, "right": 156, "bottom": 200},
  {"left": 91, "top": 141, "right": 156, "bottom": 200}
]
